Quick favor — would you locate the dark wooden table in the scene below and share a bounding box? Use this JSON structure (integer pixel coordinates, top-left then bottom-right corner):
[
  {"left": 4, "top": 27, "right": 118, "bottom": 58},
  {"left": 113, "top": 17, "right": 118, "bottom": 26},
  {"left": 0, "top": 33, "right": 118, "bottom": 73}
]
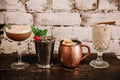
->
[{"left": 0, "top": 53, "right": 120, "bottom": 80}]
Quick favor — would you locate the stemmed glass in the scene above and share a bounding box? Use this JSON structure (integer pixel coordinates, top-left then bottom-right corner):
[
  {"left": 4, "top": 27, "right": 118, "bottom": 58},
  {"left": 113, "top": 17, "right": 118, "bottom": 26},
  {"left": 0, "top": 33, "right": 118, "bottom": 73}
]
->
[
  {"left": 5, "top": 25, "right": 31, "bottom": 69},
  {"left": 89, "top": 23, "right": 112, "bottom": 68},
  {"left": 24, "top": 40, "right": 33, "bottom": 54}
]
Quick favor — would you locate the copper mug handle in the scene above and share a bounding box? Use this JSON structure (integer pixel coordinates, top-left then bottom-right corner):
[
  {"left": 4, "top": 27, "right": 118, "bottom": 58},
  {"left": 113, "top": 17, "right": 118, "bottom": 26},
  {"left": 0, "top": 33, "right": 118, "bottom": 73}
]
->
[{"left": 80, "top": 44, "right": 91, "bottom": 61}]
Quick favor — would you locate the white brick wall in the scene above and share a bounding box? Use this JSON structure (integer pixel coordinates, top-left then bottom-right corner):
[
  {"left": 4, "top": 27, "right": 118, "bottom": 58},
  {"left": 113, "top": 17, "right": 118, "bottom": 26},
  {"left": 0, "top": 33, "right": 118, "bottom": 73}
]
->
[
  {"left": 4, "top": 12, "right": 33, "bottom": 25},
  {"left": 112, "top": 26, "right": 120, "bottom": 40},
  {"left": 0, "top": 0, "right": 26, "bottom": 12},
  {"left": 34, "top": 13, "right": 80, "bottom": 26},
  {"left": 0, "top": 12, "right": 4, "bottom": 24},
  {"left": 0, "top": 0, "right": 120, "bottom": 55},
  {"left": 107, "top": 40, "right": 120, "bottom": 55},
  {"left": 52, "top": 26, "right": 73, "bottom": 40},
  {"left": 0, "top": 0, "right": 5, "bottom": 10},
  {"left": 72, "top": 26, "right": 92, "bottom": 41},
  {"left": 98, "top": 0, "right": 118, "bottom": 10},
  {"left": 75, "top": 0, "right": 97, "bottom": 10},
  {"left": 81, "top": 13, "right": 120, "bottom": 26},
  {"left": 26, "top": 0, "right": 48, "bottom": 12},
  {"left": 52, "top": 0, "right": 71, "bottom": 10}
]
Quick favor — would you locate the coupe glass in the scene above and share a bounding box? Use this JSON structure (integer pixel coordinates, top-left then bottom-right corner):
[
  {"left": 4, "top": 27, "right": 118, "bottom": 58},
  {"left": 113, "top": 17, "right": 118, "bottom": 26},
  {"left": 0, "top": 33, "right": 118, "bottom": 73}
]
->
[
  {"left": 5, "top": 25, "right": 31, "bottom": 69},
  {"left": 89, "top": 23, "right": 112, "bottom": 68}
]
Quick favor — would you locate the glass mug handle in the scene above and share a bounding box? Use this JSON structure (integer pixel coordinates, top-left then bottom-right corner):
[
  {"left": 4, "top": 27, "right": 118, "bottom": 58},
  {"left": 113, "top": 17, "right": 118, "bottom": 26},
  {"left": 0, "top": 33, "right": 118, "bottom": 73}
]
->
[{"left": 80, "top": 44, "right": 91, "bottom": 61}]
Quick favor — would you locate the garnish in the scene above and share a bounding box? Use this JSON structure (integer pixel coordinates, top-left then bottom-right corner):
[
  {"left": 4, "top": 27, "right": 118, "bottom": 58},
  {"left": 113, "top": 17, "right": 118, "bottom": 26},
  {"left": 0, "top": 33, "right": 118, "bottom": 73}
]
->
[
  {"left": 31, "top": 26, "right": 48, "bottom": 41},
  {"left": 34, "top": 36, "right": 41, "bottom": 41},
  {"left": 6, "top": 25, "right": 11, "bottom": 29}
]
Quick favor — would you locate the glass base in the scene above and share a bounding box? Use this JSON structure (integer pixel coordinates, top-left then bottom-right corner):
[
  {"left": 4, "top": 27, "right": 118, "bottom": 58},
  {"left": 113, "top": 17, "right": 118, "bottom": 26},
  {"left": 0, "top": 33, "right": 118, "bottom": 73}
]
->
[
  {"left": 89, "top": 60, "right": 109, "bottom": 68},
  {"left": 37, "top": 64, "right": 53, "bottom": 68},
  {"left": 11, "top": 62, "right": 29, "bottom": 70}
]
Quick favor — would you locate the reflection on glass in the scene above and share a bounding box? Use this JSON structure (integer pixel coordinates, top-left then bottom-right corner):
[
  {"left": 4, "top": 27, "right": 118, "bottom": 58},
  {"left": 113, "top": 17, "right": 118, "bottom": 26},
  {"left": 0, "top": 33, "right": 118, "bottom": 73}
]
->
[{"left": 89, "top": 23, "right": 112, "bottom": 68}]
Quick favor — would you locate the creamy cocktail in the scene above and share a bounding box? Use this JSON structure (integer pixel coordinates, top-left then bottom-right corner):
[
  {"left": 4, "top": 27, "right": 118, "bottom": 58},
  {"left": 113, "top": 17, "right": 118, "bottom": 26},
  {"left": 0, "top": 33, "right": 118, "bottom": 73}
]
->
[
  {"left": 93, "top": 24, "right": 112, "bottom": 52},
  {"left": 5, "top": 25, "right": 31, "bottom": 69},
  {"left": 90, "top": 22, "right": 113, "bottom": 68},
  {"left": 5, "top": 25, "right": 31, "bottom": 41}
]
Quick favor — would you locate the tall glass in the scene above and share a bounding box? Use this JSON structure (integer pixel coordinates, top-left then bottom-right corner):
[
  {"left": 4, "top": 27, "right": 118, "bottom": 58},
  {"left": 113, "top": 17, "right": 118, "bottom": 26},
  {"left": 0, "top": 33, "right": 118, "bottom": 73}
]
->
[
  {"left": 35, "top": 36, "right": 55, "bottom": 68},
  {"left": 5, "top": 25, "right": 31, "bottom": 69},
  {"left": 89, "top": 23, "right": 112, "bottom": 68}
]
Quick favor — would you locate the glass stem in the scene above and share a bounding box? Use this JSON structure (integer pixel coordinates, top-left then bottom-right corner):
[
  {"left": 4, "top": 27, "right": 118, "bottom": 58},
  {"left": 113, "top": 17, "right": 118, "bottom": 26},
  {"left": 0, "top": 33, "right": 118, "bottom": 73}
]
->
[
  {"left": 96, "top": 52, "right": 103, "bottom": 62},
  {"left": 17, "top": 42, "right": 22, "bottom": 63}
]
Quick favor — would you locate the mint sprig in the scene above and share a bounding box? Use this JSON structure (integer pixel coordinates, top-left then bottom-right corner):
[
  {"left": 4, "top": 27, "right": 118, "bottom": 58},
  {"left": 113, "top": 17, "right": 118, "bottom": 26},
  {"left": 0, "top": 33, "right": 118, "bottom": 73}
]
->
[
  {"left": 6, "top": 25, "right": 11, "bottom": 29},
  {"left": 31, "top": 26, "right": 48, "bottom": 37}
]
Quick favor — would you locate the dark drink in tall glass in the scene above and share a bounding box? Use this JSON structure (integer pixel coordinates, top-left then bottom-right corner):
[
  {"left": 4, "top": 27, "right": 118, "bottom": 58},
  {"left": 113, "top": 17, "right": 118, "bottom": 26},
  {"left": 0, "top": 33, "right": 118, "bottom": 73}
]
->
[{"left": 35, "top": 36, "right": 55, "bottom": 68}]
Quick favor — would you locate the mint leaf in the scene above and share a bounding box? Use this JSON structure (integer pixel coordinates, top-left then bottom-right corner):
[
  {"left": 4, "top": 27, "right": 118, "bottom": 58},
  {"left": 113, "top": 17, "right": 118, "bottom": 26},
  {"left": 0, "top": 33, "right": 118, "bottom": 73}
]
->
[
  {"left": 31, "top": 26, "right": 48, "bottom": 37},
  {"left": 6, "top": 25, "right": 11, "bottom": 29},
  {"left": 36, "top": 27, "right": 40, "bottom": 32},
  {"left": 31, "top": 26, "right": 39, "bottom": 35},
  {"left": 40, "top": 29, "right": 48, "bottom": 36}
]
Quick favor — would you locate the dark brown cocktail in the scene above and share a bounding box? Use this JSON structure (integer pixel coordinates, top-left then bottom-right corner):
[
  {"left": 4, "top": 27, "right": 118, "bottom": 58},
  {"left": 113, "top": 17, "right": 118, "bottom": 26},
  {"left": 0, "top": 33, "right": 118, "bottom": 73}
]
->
[{"left": 5, "top": 26, "right": 31, "bottom": 41}]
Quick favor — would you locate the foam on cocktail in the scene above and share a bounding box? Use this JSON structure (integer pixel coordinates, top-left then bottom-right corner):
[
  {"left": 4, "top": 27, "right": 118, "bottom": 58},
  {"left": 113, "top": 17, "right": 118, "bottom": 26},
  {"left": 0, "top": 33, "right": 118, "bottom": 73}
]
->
[
  {"left": 5, "top": 25, "right": 31, "bottom": 41},
  {"left": 5, "top": 25, "right": 31, "bottom": 34}
]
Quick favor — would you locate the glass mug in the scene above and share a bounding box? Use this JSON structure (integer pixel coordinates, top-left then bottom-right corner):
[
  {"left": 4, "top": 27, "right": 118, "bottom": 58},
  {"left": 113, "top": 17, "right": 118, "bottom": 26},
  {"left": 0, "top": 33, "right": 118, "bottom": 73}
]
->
[{"left": 59, "top": 40, "right": 91, "bottom": 68}]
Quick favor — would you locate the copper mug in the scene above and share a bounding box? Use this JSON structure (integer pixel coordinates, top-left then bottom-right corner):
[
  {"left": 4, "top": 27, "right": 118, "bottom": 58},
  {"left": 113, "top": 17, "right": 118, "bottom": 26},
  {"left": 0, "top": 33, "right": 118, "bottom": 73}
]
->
[{"left": 59, "top": 40, "right": 91, "bottom": 68}]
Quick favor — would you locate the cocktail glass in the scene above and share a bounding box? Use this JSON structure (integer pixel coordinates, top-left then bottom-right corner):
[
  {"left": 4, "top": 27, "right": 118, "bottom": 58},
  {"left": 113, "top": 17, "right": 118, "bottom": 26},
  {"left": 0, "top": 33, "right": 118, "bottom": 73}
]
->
[
  {"left": 5, "top": 25, "right": 31, "bottom": 69},
  {"left": 35, "top": 36, "right": 55, "bottom": 68},
  {"left": 89, "top": 23, "right": 112, "bottom": 68}
]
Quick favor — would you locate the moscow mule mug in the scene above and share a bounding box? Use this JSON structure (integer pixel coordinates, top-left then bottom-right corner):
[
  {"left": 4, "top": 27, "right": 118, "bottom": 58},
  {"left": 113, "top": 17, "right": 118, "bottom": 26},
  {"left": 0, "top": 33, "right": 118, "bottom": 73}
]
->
[{"left": 59, "top": 40, "right": 91, "bottom": 68}]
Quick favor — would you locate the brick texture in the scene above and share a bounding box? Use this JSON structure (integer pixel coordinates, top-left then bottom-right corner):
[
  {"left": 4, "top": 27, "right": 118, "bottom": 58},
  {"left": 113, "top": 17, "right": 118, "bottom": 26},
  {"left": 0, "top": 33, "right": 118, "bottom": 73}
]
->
[
  {"left": 81, "top": 13, "right": 120, "bottom": 26},
  {"left": 0, "top": 0, "right": 26, "bottom": 12},
  {"left": 52, "top": 0, "right": 71, "bottom": 10},
  {"left": 34, "top": 13, "right": 81, "bottom": 26},
  {"left": 4, "top": 12, "right": 33, "bottom": 25},
  {"left": 98, "top": 0, "right": 118, "bottom": 10},
  {"left": 0, "top": 12, "right": 4, "bottom": 24},
  {"left": 0, "top": 0, "right": 120, "bottom": 55},
  {"left": 75, "top": 0, "right": 97, "bottom": 10},
  {"left": 26, "top": 0, "right": 48, "bottom": 12}
]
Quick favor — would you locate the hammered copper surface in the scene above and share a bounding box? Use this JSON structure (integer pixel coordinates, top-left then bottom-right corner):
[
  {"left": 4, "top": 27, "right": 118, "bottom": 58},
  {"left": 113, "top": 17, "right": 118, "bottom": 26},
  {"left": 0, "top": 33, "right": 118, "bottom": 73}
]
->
[{"left": 59, "top": 40, "right": 91, "bottom": 68}]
